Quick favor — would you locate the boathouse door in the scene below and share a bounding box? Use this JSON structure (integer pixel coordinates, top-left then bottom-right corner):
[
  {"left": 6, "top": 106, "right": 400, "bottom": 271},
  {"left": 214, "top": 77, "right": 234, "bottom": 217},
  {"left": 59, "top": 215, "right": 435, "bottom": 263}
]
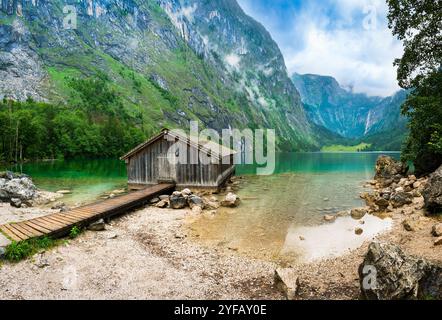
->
[{"left": 157, "top": 156, "right": 176, "bottom": 184}]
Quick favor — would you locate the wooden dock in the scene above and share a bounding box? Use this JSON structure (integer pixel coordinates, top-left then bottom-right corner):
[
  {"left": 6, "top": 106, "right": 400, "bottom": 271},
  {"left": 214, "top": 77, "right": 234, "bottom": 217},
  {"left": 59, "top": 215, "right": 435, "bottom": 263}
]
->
[{"left": 0, "top": 184, "right": 175, "bottom": 243}]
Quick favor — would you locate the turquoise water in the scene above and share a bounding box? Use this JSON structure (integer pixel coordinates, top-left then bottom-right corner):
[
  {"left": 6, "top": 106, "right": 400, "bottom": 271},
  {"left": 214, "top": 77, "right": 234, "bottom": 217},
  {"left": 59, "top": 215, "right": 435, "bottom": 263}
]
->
[
  {"left": 2, "top": 159, "right": 128, "bottom": 205},
  {"left": 2, "top": 152, "right": 399, "bottom": 262},
  {"left": 190, "top": 152, "right": 400, "bottom": 262},
  {"left": 1, "top": 152, "right": 400, "bottom": 206}
]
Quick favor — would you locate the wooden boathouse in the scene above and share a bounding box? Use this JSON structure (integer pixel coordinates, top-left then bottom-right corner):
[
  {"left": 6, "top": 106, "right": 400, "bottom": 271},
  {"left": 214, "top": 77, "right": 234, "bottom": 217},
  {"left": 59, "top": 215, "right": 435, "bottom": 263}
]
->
[{"left": 120, "top": 129, "right": 236, "bottom": 191}]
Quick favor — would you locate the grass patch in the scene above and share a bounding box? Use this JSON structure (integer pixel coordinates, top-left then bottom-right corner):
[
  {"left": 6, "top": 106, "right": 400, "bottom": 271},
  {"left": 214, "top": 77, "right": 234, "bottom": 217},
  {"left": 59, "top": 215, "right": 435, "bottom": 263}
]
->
[
  {"left": 4, "top": 237, "right": 59, "bottom": 262},
  {"left": 69, "top": 226, "right": 82, "bottom": 239},
  {"left": 321, "top": 143, "right": 372, "bottom": 152}
]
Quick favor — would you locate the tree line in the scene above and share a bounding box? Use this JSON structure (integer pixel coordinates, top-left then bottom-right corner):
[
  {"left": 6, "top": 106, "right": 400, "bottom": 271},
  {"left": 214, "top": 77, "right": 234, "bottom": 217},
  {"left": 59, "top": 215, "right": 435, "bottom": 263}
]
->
[
  {"left": 387, "top": 0, "right": 442, "bottom": 175},
  {"left": 0, "top": 76, "right": 146, "bottom": 162}
]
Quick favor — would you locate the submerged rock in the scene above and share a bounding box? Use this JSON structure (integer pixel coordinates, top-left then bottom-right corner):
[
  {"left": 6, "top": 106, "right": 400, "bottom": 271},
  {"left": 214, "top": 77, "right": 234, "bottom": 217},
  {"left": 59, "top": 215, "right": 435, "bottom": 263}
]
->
[
  {"left": 359, "top": 242, "right": 442, "bottom": 300},
  {"left": 422, "top": 165, "right": 442, "bottom": 213},
  {"left": 323, "top": 215, "right": 336, "bottom": 222},
  {"left": 351, "top": 207, "right": 368, "bottom": 220},
  {"left": 221, "top": 193, "right": 241, "bottom": 208},
  {"left": 274, "top": 268, "right": 300, "bottom": 300}
]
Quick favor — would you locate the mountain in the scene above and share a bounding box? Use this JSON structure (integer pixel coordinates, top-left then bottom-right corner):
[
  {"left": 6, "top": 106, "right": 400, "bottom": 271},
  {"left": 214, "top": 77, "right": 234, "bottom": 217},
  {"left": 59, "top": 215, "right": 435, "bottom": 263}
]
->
[
  {"left": 0, "top": 0, "right": 317, "bottom": 151},
  {"left": 292, "top": 73, "right": 408, "bottom": 149}
]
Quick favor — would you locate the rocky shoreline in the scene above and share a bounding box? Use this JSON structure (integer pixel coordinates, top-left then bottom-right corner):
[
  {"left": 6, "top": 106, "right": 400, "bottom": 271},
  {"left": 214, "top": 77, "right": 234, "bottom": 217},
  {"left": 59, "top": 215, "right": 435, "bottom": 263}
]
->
[
  {"left": 274, "top": 156, "right": 442, "bottom": 300},
  {"left": 0, "top": 158, "right": 441, "bottom": 300}
]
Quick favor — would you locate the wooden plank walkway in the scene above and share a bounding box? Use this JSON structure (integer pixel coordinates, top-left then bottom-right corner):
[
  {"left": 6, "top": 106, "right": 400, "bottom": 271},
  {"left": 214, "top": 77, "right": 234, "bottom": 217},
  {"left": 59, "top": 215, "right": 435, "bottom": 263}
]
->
[{"left": 0, "top": 184, "right": 175, "bottom": 243}]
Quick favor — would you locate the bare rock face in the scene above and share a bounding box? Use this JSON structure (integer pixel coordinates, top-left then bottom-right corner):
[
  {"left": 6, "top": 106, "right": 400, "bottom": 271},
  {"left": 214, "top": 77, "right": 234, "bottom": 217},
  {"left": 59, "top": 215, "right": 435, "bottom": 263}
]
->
[
  {"left": 422, "top": 165, "right": 442, "bottom": 213},
  {"left": 375, "top": 156, "right": 408, "bottom": 184},
  {"left": 359, "top": 242, "right": 442, "bottom": 300}
]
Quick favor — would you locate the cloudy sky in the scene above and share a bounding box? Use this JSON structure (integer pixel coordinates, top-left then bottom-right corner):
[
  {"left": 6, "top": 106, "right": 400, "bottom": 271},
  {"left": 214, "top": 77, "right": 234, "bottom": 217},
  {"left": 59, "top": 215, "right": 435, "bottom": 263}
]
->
[{"left": 237, "top": 0, "right": 403, "bottom": 97}]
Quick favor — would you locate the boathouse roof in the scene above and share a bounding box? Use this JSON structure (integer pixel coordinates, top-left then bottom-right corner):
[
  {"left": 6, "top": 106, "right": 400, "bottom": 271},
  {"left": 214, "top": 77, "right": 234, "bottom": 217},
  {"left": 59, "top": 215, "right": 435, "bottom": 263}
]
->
[{"left": 120, "top": 128, "right": 236, "bottom": 161}]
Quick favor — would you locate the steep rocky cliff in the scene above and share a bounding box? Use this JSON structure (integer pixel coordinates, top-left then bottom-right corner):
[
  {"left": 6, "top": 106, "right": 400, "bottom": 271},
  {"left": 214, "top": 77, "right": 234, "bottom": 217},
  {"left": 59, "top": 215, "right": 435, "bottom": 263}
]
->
[
  {"left": 0, "top": 0, "right": 317, "bottom": 150},
  {"left": 292, "top": 73, "right": 408, "bottom": 140}
]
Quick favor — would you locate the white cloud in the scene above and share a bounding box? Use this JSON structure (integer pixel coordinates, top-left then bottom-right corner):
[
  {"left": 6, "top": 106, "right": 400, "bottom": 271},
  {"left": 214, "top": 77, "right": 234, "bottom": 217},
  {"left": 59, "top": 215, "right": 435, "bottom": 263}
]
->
[
  {"left": 238, "top": 0, "right": 403, "bottom": 97},
  {"left": 225, "top": 54, "right": 241, "bottom": 69},
  {"left": 285, "top": 23, "right": 403, "bottom": 96}
]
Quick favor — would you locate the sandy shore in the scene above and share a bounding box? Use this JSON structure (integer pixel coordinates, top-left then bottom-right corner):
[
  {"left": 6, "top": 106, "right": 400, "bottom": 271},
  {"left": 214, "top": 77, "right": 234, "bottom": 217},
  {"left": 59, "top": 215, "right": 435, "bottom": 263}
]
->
[
  {"left": 0, "top": 206, "right": 283, "bottom": 300},
  {"left": 0, "top": 189, "right": 441, "bottom": 300}
]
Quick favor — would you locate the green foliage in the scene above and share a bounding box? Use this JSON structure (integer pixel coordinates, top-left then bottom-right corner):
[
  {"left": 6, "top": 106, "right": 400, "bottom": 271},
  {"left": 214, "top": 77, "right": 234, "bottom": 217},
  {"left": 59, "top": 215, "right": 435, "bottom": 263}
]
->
[
  {"left": 69, "top": 226, "right": 82, "bottom": 239},
  {"left": 4, "top": 237, "right": 57, "bottom": 262},
  {"left": 400, "top": 72, "right": 442, "bottom": 175},
  {"left": 0, "top": 76, "right": 147, "bottom": 161},
  {"left": 387, "top": 0, "right": 442, "bottom": 89},
  {"left": 321, "top": 143, "right": 371, "bottom": 152},
  {"left": 387, "top": 0, "right": 442, "bottom": 175},
  {"left": 147, "top": 78, "right": 179, "bottom": 107}
]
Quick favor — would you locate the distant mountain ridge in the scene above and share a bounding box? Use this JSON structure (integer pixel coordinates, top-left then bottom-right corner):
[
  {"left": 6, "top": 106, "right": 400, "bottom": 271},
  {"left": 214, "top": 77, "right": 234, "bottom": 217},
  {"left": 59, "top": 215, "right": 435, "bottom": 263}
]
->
[
  {"left": 292, "top": 73, "right": 408, "bottom": 149},
  {"left": 0, "top": 0, "right": 318, "bottom": 151}
]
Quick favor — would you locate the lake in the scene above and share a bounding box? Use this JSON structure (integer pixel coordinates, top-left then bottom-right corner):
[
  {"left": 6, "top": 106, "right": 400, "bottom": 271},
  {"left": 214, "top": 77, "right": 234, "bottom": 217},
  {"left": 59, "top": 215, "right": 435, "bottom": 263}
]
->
[{"left": 2, "top": 152, "right": 399, "bottom": 263}]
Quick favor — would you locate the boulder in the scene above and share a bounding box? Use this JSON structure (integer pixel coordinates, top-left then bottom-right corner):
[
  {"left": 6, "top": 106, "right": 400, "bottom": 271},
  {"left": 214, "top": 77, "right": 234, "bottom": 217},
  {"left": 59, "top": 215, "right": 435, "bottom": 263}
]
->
[
  {"left": 0, "top": 176, "right": 36, "bottom": 202},
  {"left": 359, "top": 242, "right": 442, "bottom": 300},
  {"left": 221, "top": 193, "right": 241, "bottom": 208},
  {"left": 170, "top": 193, "right": 187, "bottom": 209},
  {"left": 422, "top": 165, "right": 442, "bottom": 213},
  {"left": 375, "top": 156, "right": 408, "bottom": 182},
  {"left": 432, "top": 223, "right": 442, "bottom": 237},
  {"left": 274, "top": 268, "right": 300, "bottom": 300},
  {"left": 159, "top": 195, "right": 170, "bottom": 201},
  {"left": 390, "top": 192, "right": 414, "bottom": 208},
  {"left": 187, "top": 195, "right": 204, "bottom": 209},
  {"left": 51, "top": 201, "right": 66, "bottom": 210},
  {"left": 9, "top": 198, "right": 22, "bottom": 208},
  {"left": 434, "top": 237, "right": 442, "bottom": 246},
  {"left": 88, "top": 219, "right": 106, "bottom": 231},
  {"left": 355, "top": 228, "right": 364, "bottom": 235},
  {"left": 155, "top": 200, "right": 169, "bottom": 208},
  {"left": 351, "top": 207, "right": 368, "bottom": 220},
  {"left": 375, "top": 197, "right": 390, "bottom": 210},
  {"left": 181, "top": 188, "right": 192, "bottom": 197}
]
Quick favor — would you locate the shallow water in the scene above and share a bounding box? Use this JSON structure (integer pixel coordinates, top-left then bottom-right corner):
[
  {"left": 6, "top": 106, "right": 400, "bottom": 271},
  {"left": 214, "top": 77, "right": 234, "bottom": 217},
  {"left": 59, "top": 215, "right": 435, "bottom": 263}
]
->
[
  {"left": 2, "top": 159, "right": 127, "bottom": 206},
  {"left": 190, "top": 152, "right": 399, "bottom": 263},
  {"left": 2, "top": 152, "right": 399, "bottom": 263}
]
